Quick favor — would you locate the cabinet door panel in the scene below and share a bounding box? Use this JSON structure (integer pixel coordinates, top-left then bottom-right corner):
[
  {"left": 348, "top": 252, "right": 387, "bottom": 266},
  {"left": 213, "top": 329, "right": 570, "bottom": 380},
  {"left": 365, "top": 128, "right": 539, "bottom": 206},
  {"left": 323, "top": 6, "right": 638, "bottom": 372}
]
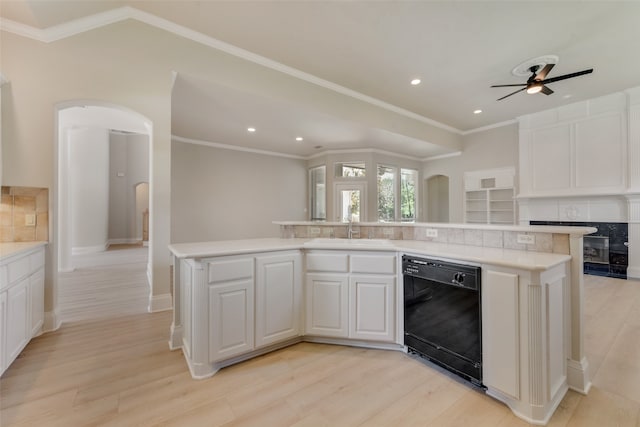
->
[
  {"left": 483, "top": 270, "right": 520, "bottom": 400},
  {"left": 349, "top": 275, "right": 395, "bottom": 342},
  {"left": 305, "top": 274, "right": 348, "bottom": 337},
  {"left": 6, "top": 278, "right": 29, "bottom": 364},
  {"left": 0, "top": 292, "right": 6, "bottom": 372},
  {"left": 209, "top": 280, "right": 254, "bottom": 362},
  {"left": 30, "top": 269, "right": 44, "bottom": 336},
  {"left": 255, "top": 253, "right": 301, "bottom": 348}
]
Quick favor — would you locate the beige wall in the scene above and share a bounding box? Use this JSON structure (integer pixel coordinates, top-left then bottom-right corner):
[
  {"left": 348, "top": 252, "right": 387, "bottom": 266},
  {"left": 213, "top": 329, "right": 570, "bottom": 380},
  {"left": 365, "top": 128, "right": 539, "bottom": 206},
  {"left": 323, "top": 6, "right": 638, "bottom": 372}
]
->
[
  {"left": 1, "top": 18, "right": 459, "bottom": 318},
  {"left": 424, "top": 123, "right": 519, "bottom": 223},
  {"left": 171, "top": 141, "right": 307, "bottom": 242}
]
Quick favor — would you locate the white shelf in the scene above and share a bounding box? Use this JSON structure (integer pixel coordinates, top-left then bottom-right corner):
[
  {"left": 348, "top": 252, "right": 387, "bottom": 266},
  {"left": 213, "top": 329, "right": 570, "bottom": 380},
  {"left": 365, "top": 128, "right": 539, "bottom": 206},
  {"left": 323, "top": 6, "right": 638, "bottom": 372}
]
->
[{"left": 464, "top": 169, "right": 516, "bottom": 226}]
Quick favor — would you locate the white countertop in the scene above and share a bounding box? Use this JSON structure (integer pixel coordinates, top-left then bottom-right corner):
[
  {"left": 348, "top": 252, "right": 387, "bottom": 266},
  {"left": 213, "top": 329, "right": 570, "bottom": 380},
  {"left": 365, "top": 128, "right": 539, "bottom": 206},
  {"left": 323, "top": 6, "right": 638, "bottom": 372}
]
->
[
  {"left": 169, "top": 237, "right": 571, "bottom": 271},
  {"left": 0, "top": 241, "right": 48, "bottom": 262}
]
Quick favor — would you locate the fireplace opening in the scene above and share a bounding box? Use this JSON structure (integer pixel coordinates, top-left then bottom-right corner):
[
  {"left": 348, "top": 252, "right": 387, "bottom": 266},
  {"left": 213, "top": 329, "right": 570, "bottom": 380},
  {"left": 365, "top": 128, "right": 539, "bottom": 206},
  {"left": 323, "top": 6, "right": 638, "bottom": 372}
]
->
[{"left": 584, "top": 236, "right": 609, "bottom": 264}]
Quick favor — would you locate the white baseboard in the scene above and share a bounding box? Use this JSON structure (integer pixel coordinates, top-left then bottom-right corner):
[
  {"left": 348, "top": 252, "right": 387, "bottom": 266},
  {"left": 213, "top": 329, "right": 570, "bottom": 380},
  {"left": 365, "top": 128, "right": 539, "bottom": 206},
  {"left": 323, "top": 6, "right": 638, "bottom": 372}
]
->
[
  {"left": 627, "top": 266, "right": 640, "bottom": 279},
  {"left": 43, "top": 309, "right": 62, "bottom": 332},
  {"left": 72, "top": 243, "right": 108, "bottom": 255},
  {"left": 567, "top": 357, "right": 592, "bottom": 394},
  {"left": 149, "top": 293, "right": 173, "bottom": 312},
  {"left": 107, "top": 238, "right": 142, "bottom": 246}
]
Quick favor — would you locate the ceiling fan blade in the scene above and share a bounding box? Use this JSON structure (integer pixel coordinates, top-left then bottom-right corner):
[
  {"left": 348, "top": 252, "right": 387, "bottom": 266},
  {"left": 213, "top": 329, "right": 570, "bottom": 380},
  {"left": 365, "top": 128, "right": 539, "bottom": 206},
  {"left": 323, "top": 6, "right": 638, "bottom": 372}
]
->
[
  {"left": 542, "top": 68, "right": 593, "bottom": 85},
  {"left": 541, "top": 85, "right": 554, "bottom": 95},
  {"left": 536, "top": 63, "right": 555, "bottom": 80},
  {"left": 491, "top": 84, "right": 527, "bottom": 88},
  {"left": 497, "top": 87, "right": 527, "bottom": 101}
]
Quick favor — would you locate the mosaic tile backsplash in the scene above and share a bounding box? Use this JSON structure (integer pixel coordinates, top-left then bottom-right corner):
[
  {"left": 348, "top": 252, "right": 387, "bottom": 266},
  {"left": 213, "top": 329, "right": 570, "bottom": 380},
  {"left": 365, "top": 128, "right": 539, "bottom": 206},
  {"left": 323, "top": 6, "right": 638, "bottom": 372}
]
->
[{"left": 1, "top": 186, "right": 49, "bottom": 243}]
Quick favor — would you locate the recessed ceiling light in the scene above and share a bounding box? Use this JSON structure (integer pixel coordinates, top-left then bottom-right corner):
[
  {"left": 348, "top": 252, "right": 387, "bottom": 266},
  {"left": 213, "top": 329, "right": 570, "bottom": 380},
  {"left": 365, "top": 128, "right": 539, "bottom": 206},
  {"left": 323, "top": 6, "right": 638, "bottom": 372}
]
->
[
  {"left": 247, "top": 127, "right": 256, "bottom": 132},
  {"left": 295, "top": 137, "right": 304, "bottom": 141},
  {"left": 410, "top": 78, "right": 421, "bottom": 86},
  {"left": 563, "top": 94, "right": 573, "bottom": 99},
  {"left": 473, "top": 109, "right": 482, "bottom": 114}
]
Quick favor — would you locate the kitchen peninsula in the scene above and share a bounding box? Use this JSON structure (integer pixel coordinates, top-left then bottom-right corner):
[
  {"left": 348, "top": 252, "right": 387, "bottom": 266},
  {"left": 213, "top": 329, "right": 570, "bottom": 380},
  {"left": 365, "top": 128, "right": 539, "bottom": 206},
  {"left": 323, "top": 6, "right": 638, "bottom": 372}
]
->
[{"left": 168, "top": 222, "right": 594, "bottom": 425}]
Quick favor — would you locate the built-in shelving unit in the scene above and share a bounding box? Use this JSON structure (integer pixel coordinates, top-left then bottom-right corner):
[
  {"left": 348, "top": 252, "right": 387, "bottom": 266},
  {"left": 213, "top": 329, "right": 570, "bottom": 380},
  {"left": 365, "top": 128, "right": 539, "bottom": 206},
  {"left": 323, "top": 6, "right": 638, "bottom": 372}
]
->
[{"left": 464, "top": 168, "right": 516, "bottom": 225}]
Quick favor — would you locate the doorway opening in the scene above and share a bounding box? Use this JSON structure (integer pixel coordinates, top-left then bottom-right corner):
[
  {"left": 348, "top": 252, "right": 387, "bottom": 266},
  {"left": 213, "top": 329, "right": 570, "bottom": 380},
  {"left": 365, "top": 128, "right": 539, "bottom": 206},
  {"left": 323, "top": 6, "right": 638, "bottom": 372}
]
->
[
  {"left": 424, "top": 175, "right": 449, "bottom": 222},
  {"left": 335, "top": 182, "right": 367, "bottom": 222},
  {"left": 55, "top": 103, "right": 152, "bottom": 323}
]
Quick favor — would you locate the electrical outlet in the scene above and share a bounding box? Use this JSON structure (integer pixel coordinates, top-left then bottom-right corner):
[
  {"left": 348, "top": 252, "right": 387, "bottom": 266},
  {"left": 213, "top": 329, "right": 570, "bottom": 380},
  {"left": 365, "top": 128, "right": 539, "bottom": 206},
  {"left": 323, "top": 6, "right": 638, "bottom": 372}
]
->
[
  {"left": 517, "top": 234, "right": 535, "bottom": 245},
  {"left": 309, "top": 227, "right": 320, "bottom": 236},
  {"left": 383, "top": 228, "right": 393, "bottom": 237},
  {"left": 425, "top": 228, "right": 438, "bottom": 238},
  {"left": 25, "top": 213, "right": 36, "bottom": 226}
]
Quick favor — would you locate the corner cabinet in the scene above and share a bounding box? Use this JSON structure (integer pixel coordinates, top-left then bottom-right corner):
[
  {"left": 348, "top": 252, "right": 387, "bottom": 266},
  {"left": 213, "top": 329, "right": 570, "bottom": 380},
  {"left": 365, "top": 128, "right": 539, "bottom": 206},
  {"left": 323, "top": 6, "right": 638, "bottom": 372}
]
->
[
  {"left": 175, "top": 250, "right": 302, "bottom": 378},
  {"left": 305, "top": 250, "right": 397, "bottom": 343},
  {"left": 464, "top": 167, "right": 516, "bottom": 225},
  {"left": 0, "top": 244, "right": 46, "bottom": 376}
]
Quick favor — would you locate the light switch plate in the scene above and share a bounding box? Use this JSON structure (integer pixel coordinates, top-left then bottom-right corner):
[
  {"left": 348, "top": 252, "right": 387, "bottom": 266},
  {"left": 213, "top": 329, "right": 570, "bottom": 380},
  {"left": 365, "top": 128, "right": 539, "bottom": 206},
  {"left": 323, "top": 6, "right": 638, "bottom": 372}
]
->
[
  {"left": 517, "top": 234, "right": 535, "bottom": 245},
  {"left": 309, "top": 227, "right": 320, "bottom": 236},
  {"left": 25, "top": 213, "right": 36, "bottom": 226},
  {"left": 425, "top": 228, "right": 438, "bottom": 238}
]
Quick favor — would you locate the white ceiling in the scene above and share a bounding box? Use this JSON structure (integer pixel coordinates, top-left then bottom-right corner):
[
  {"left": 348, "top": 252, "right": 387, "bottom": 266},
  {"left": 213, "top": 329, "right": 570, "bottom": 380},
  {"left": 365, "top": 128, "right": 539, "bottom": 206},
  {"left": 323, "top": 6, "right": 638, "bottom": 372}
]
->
[{"left": 3, "top": 1, "right": 640, "bottom": 157}]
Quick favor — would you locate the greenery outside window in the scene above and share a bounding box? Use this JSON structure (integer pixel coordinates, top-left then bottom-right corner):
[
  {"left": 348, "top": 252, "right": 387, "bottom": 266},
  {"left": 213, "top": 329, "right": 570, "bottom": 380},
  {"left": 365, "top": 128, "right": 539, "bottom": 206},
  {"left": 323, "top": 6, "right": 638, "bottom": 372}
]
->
[
  {"left": 377, "top": 165, "right": 396, "bottom": 222},
  {"left": 309, "top": 166, "right": 326, "bottom": 220},
  {"left": 377, "top": 165, "right": 418, "bottom": 222},
  {"left": 401, "top": 168, "right": 418, "bottom": 222},
  {"left": 335, "top": 162, "right": 366, "bottom": 177}
]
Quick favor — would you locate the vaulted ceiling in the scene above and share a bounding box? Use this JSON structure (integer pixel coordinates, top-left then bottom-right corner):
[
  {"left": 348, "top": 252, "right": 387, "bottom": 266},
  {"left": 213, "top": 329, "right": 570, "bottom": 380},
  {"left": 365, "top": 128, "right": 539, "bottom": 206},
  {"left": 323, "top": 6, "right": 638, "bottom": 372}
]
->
[{"left": 3, "top": 1, "right": 640, "bottom": 158}]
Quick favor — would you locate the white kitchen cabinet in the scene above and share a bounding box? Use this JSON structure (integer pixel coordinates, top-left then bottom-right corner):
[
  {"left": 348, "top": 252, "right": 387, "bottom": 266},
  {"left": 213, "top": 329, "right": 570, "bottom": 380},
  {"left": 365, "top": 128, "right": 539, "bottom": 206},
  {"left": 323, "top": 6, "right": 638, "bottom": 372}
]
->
[
  {"left": 5, "top": 278, "right": 29, "bottom": 365},
  {"left": 255, "top": 252, "right": 302, "bottom": 348},
  {"left": 208, "top": 279, "right": 254, "bottom": 362},
  {"left": 305, "top": 250, "right": 396, "bottom": 343},
  {"left": 305, "top": 273, "right": 349, "bottom": 338},
  {"left": 206, "top": 256, "right": 255, "bottom": 363},
  {"left": 349, "top": 275, "right": 395, "bottom": 342},
  {"left": 482, "top": 262, "right": 569, "bottom": 424},
  {"left": 0, "top": 244, "right": 46, "bottom": 376}
]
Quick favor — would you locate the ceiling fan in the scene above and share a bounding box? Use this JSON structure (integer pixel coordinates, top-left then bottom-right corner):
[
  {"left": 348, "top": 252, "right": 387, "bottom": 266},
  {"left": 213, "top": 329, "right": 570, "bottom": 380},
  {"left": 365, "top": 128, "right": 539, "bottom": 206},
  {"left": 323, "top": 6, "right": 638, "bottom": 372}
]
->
[{"left": 491, "top": 64, "right": 593, "bottom": 101}]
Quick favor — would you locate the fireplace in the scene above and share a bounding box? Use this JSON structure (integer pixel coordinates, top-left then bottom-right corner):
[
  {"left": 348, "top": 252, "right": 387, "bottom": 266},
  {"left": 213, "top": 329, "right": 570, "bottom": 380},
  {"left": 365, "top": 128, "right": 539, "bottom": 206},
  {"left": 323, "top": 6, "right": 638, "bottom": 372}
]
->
[{"left": 530, "top": 221, "right": 628, "bottom": 279}]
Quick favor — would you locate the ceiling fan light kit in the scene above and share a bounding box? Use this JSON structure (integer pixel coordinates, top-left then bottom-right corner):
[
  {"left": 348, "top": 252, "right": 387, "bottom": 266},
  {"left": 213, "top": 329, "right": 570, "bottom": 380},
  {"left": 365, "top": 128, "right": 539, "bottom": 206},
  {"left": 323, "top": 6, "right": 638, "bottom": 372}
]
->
[{"left": 492, "top": 54, "right": 593, "bottom": 101}]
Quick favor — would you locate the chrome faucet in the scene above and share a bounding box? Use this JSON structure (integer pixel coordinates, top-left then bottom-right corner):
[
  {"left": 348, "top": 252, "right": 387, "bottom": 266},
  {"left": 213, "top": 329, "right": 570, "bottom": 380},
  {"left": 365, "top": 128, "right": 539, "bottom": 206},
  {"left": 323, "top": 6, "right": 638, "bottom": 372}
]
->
[{"left": 348, "top": 218, "right": 360, "bottom": 239}]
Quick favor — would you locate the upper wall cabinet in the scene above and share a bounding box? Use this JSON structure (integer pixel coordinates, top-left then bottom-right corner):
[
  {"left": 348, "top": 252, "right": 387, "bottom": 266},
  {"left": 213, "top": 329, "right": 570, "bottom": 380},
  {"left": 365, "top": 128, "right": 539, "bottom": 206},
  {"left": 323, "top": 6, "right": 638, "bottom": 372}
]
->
[{"left": 518, "top": 91, "right": 635, "bottom": 198}]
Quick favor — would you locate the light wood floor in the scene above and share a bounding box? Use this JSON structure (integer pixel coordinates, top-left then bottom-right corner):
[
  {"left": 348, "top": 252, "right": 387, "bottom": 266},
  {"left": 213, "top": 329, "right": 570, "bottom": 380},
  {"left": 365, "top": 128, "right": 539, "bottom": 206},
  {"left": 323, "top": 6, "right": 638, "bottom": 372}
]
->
[
  {"left": 2, "top": 261, "right": 640, "bottom": 425},
  {"left": 57, "top": 246, "right": 149, "bottom": 322}
]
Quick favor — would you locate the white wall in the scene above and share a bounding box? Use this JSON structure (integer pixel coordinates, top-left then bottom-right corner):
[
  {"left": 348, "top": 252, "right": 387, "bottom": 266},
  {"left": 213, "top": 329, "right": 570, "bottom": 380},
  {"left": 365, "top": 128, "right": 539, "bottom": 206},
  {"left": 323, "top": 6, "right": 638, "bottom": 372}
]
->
[
  {"left": 69, "top": 127, "right": 110, "bottom": 252},
  {"left": 171, "top": 141, "right": 308, "bottom": 243},
  {"left": 108, "top": 132, "right": 149, "bottom": 243},
  {"left": 423, "top": 123, "right": 519, "bottom": 223}
]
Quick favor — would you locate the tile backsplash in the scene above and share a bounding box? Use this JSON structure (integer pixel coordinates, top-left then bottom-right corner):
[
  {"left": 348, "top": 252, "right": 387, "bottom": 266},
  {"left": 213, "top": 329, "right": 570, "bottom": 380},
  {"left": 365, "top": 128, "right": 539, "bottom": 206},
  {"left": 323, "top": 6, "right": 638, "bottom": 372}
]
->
[{"left": 1, "top": 186, "right": 49, "bottom": 243}]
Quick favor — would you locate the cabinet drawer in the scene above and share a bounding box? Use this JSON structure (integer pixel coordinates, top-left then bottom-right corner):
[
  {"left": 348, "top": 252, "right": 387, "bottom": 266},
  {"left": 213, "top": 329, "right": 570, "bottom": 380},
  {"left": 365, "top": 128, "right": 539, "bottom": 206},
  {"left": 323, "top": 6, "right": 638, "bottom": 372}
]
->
[
  {"left": 207, "top": 257, "right": 254, "bottom": 284},
  {"left": 306, "top": 252, "right": 349, "bottom": 273},
  {"left": 350, "top": 253, "right": 396, "bottom": 274},
  {"left": 30, "top": 249, "right": 45, "bottom": 271},
  {"left": 7, "top": 256, "right": 30, "bottom": 285}
]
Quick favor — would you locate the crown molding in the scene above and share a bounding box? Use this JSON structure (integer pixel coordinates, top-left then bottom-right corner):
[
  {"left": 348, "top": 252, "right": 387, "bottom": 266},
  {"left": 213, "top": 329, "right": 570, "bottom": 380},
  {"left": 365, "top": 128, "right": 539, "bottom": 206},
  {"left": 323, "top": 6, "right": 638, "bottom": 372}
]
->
[
  {"left": 172, "top": 135, "right": 306, "bottom": 160},
  {"left": 461, "top": 119, "right": 518, "bottom": 136},
  {"left": 172, "top": 134, "right": 452, "bottom": 162},
  {"left": 0, "top": 7, "right": 463, "bottom": 137}
]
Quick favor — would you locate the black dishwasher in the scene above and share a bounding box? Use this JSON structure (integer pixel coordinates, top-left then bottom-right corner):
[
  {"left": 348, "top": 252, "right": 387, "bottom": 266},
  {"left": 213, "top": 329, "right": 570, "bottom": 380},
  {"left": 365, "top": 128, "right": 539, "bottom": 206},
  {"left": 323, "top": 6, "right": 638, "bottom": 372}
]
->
[{"left": 403, "top": 255, "right": 483, "bottom": 386}]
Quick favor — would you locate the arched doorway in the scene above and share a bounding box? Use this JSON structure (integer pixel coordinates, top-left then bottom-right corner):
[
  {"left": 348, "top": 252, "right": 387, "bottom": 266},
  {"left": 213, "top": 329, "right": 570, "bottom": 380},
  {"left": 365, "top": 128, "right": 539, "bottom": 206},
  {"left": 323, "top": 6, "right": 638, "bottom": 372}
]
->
[
  {"left": 424, "top": 175, "right": 450, "bottom": 223},
  {"left": 55, "top": 102, "right": 152, "bottom": 323}
]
